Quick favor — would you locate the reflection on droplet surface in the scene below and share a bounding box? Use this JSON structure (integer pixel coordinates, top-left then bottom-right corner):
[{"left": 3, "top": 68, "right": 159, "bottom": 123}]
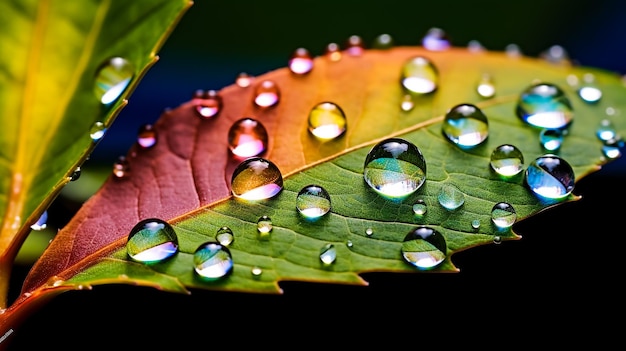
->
[
  {"left": 257, "top": 215, "right": 273, "bottom": 237},
  {"left": 491, "top": 202, "right": 517, "bottom": 229},
  {"left": 525, "top": 154, "right": 575, "bottom": 201},
  {"left": 412, "top": 199, "right": 427, "bottom": 216},
  {"left": 401, "top": 56, "right": 438, "bottom": 95},
  {"left": 372, "top": 33, "right": 394, "bottom": 49},
  {"left": 516, "top": 82, "right": 573, "bottom": 130},
  {"left": 192, "top": 90, "right": 222, "bottom": 118},
  {"left": 346, "top": 35, "right": 365, "bottom": 56},
  {"left": 296, "top": 184, "right": 331, "bottom": 219},
  {"left": 31, "top": 211, "right": 48, "bottom": 231},
  {"left": 363, "top": 138, "right": 427, "bottom": 198},
  {"left": 476, "top": 74, "right": 496, "bottom": 98},
  {"left": 94, "top": 57, "right": 134, "bottom": 105},
  {"left": 289, "top": 47, "right": 314, "bottom": 75},
  {"left": 216, "top": 226, "right": 234, "bottom": 246},
  {"left": 236, "top": 72, "right": 254, "bottom": 88},
  {"left": 308, "top": 102, "right": 347, "bottom": 140},
  {"left": 325, "top": 42, "right": 342, "bottom": 61},
  {"left": 422, "top": 27, "right": 450, "bottom": 51},
  {"left": 401, "top": 226, "right": 447, "bottom": 270},
  {"left": 319, "top": 243, "right": 337, "bottom": 265},
  {"left": 490, "top": 144, "right": 524, "bottom": 177},
  {"left": 596, "top": 119, "right": 616, "bottom": 142},
  {"left": 137, "top": 124, "right": 157, "bottom": 148},
  {"left": 438, "top": 183, "right": 464, "bottom": 210},
  {"left": 540, "top": 129, "right": 563, "bottom": 151},
  {"left": 231, "top": 157, "right": 283, "bottom": 200},
  {"left": 127, "top": 218, "right": 178, "bottom": 263},
  {"left": 228, "top": 117, "right": 268, "bottom": 158},
  {"left": 442, "top": 103, "right": 489, "bottom": 149},
  {"left": 90, "top": 121, "right": 107, "bottom": 141},
  {"left": 69, "top": 167, "right": 81, "bottom": 181},
  {"left": 113, "top": 155, "right": 130, "bottom": 178},
  {"left": 254, "top": 80, "right": 280, "bottom": 108},
  {"left": 193, "top": 242, "right": 233, "bottom": 280}
]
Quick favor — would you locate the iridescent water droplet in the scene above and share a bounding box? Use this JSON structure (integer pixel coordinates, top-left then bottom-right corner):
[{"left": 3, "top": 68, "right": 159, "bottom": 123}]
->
[
  {"left": 401, "top": 56, "right": 438, "bottom": 95},
  {"left": 228, "top": 117, "right": 268, "bottom": 158},
  {"left": 126, "top": 218, "right": 179, "bottom": 263},
  {"left": 31, "top": 211, "right": 48, "bottom": 231},
  {"left": 400, "top": 95, "right": 414, "bottom": 112},
  {"left": 365, "top": 228, "right": 373, "bottom": 237},
  {"left": 325, "top": 42, "right": 342, "bottom": 61},
  {"left": 476, "top": 74, "right": 496, "bottom": 98},
  {"left": 346, "top": 35, "right": 365, "bottom": 56},
  {"left": 596, "top": 119, "right": 617, "bottom": 142},
  {"left": 69, "top": 167, "right": 81, "bottom": 181},
  {"left": 254, "top": 80, "right": 280, "bottom": 108},
  {"left": 216, "top": 226, "right": 234, "bottom": 246},
  {"left": 363, "top": 138, "right": 427, "bottom": 198},
  {"left": 193, "top": 242, "right": 233, "bottom": 280},
  {"left": 289, "top": 47, "right": 314, "bottom": 75},
  {"left": 438, "top": 183, "right": 464, "bottom": 210},
  {"left": 236, "top": 72, "right": 254, "bottom": 88},
  {"left": 491, "top": 202, "right": 517, "bottom": 229},
  {"left": 137, "top": 124, "right": 157, "bottom": 148},
  {"left": 490, "top": 144, "right": 524, "bottom": 178},
  {"left": 401, "top": 226, "right": 447, "bottom": 270},
  {"left": 257, "top": 215, "right": 273, "bottom": 237},
  {"left": 471, "top": 219, "right": 480, "bottom": 230},
  {"left": 442, "top": 103, "right": 489, "bottom": 149},
  {"left": 231, "top": 157, "right": 283, "bottom": 200},
  {"left": 372, "top": 33, "right": 394, "bottom": 49},
  {"left": 90, "top": 121, "right": 107, "bottom": 141},
  {"left": 516, "top": 82, "right": 573, "bottom": 130},
  {"left": 422, "top": 27, "right": 450, "bottom": 51},
  {"left": 113, "top": 155, "right": 130, "bottom": 178},
  {"left": 94, "top": 57, "right": 134, "bottom": 105},
  {"left": 251, "top": 266, "right": 263, "bottom": 277},
  {"left": 412, "top": 199, "right": 427, "bottom": 216},
  {"left": 296, "top": 184, "right": 331, "bottom": 219},
  {"left": 602, "top": 137, "right": 624, "bottom": 160},
  {"left": 505, "top": 43, "right": 522, "bottom": 58},
  {"left": 540, "top": 129, "right": 564, "bottom": 151},
  {"left": 525, "top": 154, "right": 575, "bottom": 201},
  {"left": 319, "top": 243, "right": 337, "bottom": 265},
  {"left": 308, "top": 101, "right": 347, "bottom": 141},
  {"left": 192, "top": 89, "right": 222, "bottom": 118},
  {"left": 578, "top": 73, "right": 602, "bottom": 103}
]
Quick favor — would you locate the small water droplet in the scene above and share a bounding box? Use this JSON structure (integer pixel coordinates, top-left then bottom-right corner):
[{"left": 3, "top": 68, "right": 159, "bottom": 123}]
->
[
  {"left": 346, "top": 35, "right": 365, "bottom": 56},
  {"left": 516, "top": 82, "right": 574, "bottom": 130},
  {"left": 476, "top": 74, "right": 496, "bottom": 98},
  {"left": 193, "top": 242, "right": 233, "bottom": 280},
  {"left": 578, "top": 73, "right": 602, "bottom": 103},
  {"left": 113, "top": 155, "right": 130, "bottom": 178},
  {"left": 493, "top": 236, "right": 502, "bottom": 244},
  {"left": 467, "top": 40, "right": 485, "bottom": 53},
  {"left": 30, "top": 211, "right": 48, "bottom": 231},
  {"left": 372, "top": 33, "right": 394, "bottom": 49},
  {"left": 422, "top": 27, "right": 450, "bottom": 51},
  {"left": 401, "top": 56, "right": 438, "bottom": 95},
  {"left": 137, "top": 124, "right": 157, "bottom": 148},
  {"left": 401, "top": 226, "right": 447, "bottom": 270},
  {"left": 540, "top": 129, "right": 564, "bottom": 151},
  {"left": 412, "top": 199, "right": 427, "bottom": 216},
  {"left": 90, "top": 121, "right": 107, "bottom": 141},
  {"left": 94, "top": 57, "right": 134, "bottom": 105},
  {"left": 257, "top": 215, "right": 273, "bottom": 237},
  {"left": 365, "top": 228, "right": 373, "bottom": 237},
  {"left": 346, "top": 240, "right": 353, "bottom": 248},
  {"left": 254, "top": 80, "right": 280, "bottom": 108},
  {"left": 438, "top": 183, "right": 464, "bottom": 210},
  {"left": 363, "top": 138, "right": 427, "bottom": 198},
  {"left": 471, "top": 219, "right": 480, "bottom": 229},
  {"left": 46, "top": 276, "right": 64, "bottom": 287},
  {"left": 296, "top": 184, "right": 331, "bottom": 219},
  {"left": 236, "top": 72, "right": 255, "bottom": 88},
  {"left": 490, "top": 144, "right": 524, "bottom": 178},
  {"left": 308, "top": 101, "right": 347, "bottom": 141},
  {"left": 602, "top": 137, "right": 624, "bottom": 160},
  {"left": 442, "top": 103, "right": 489, "bottom": 149},
  {"left": 491, "top": 202, "right": 517, "bottom": 229},
  {"left": 126, "top": 218, "right": 179, "bottom": 263},
  {"left": 231, "top": 157, "right": 283, "bottom": 200},
  {"left": 400, "top": 95, "right": 415, "bottom": 112},
  {"left": 596, "top": 119, "right": 617, "bottom": 142},
  {"left": 192, "top": 89, "right": 222, "bottom": 118},
  {"left": 69, "top": 167, "right": 81, "bottom": 181},
  {"left": 319, "top": 243, "right": 337, "bottom": 265},
  {"left": 505, "top": 43, "right": 522, "bottom": 58},
  {"left": 289, "top": 47, "right": 314, "bottom": 75},
  {"left": 216, "top": 226, "right": 234, "bottom": 246},
  {"left": 540, "top": 45, "right": 569, "bottom": 65},
  {"left": 251, "top": 266, "right": 263, "bottom": 277},
  {"left": 325, "top": 42, "right": 342, "bottom": 61},
  {"left": 524, "top": 154, "right": 575, "bottom": 201},
  {"left": 228, "top": 117, "right": 268, "bottom": 158}
]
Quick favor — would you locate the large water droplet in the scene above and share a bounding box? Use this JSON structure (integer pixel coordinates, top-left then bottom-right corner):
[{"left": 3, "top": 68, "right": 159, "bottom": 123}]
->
[
  {"left": 319, "top": 243, "right": 337, "bottom": 265},
  {"left": 401, "top": 226, "right": 447, "bottom": 270},
  {"left": 126, "top": 218, "right": 179, "bottom": 263},
  {"left": 90, "top": 121, "right": 107, "bottom": 141},
  {"left": 137, "top": 124, "right": 157, "bottom": 149},
  {"left": 363, "top": 138, "right": 427, "bottom": 198},
  {"left": 193, "top": 242, "right": 233, "bottom": 280},
  {"left": 289, "top": 47, "right": 314, "bottom": 75},
  {"left": 516, "top": 82, "right": 574, "bottom": 130},
  {"left": 296, "top": 184, "right": 331, "bottom": 219},
  {"left": 308, "top": 102, "right": 347, "bottom": 141},
  {"left": 539, "top": 129, "right": 564, "bottom": 152},
  {"left": 400, "top": 95, "right": 415, "bottom": 112},
  {"left": 216, "top": 226, "right": 234, "bottom": 246},
  {"left": 491, "top": 202, "right": 517, "bottom": 229},
  {"left": 94, "top": 57, "right": 134, "bottom": 105},
  {"left": 401, "top": 56, "right": 438, "bottom": 95},
  {"left": 254, "top": 80, "right": 280, "bottom": 108},
  {"left": 192, "top": 90, "right": 222, "bottom": 119},
  {"left": 524, "top": 154, "right": 575, "bottom": 201},
  {"left": 490, "top": 144, "right": 524, "bottom": 178},
  {"left": 422, "top": 27, "right": 451, "bottom": 51},
  {"left": 231, "top": 157, "right": 283, "bottom": 200},
  {"left": 442, "top": 103, "right": 489, "bottom": 149},
  {"left": 438, "top": 183, "right": 464, "bottom": 210},
  {"left": 31, "top": 210, "right": 48, "bottom": 231},
  {"left": 228, "top": 117, "right": 268, "bottom": 158}
]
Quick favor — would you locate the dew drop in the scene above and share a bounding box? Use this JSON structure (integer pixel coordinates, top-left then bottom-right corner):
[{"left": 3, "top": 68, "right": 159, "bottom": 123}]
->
[
  {"left": 539, "top": 129, "right": 564, "bottom": 152},
  {"left": 193, "top": 242, "right": 233, "bottom": 280},
  {"left": 578, "top": 73, "right": 602, "bottom": 103},
  {"left": 231, "top": 157, "right": 283, "bottom": 200},
  {"left": 346, "top": 35, "right": 365, "bottom": 56},
  {"left": 257, "top": 215, "right": 273, "bottom": 237},
  {"left": 325, "top": 42, "right": 342, "bottom": 61},
  {"left": 228, "top": 117, "right": 268, "bottom": 158},
  {"left": 476, "top": 74, "right": 496, "bottom": 98},
  {"left": 126, "top": 218, "right": 179, "bottom": 263},
  {"left": 524, "top": 154, "right": 575, "bottom": 201},
  {"left": 491, "top": 202, "right": 517, "bottom": 229},
  {"left": 113, "top": 155, "right": 130, "bottom": 178},
  {"left": 192, "top": 89, "right": 223, "bottom": 118},
  {"left": 442, "top": 103, "right": 489, "bottom": 149},
  {"left": 467, "top": 40, "right": 485, "bottom": 53},
  {"left": 372, "top": 33, "right": 394, "bottom": 49},
  {"left": 401, "top": 226, "right": 447, "bottom": 270},
  {"left": 236, "top": 72, "right": 255, "bottom": 88},
  {"left": 346, "top": 240, "right": 353, "bottom": 248},
  {"left": 363, "top": 138, "right": 427, "bottom": 198},
  {"left": 602, "top": 137, "right": 624, "bottom": 160},
  {"left": 490, "top": 144, "right": 524, "bottom": 178},
  {"left": 422, "top": 27, "right": 451, "bottom": 51},
  {"left": 90, "top": 121, "right": 107, "bottom": 141},
  {"left": 412, "top": 199, "right": 427, "bottom": 216},
  {"left": 69, "top": 167, "right": 81, "bottom": 181},
  {"left": 471, "top": 219, "right": 481, "bottom": 230},
  {"left": 365, "top": 228, "right": 373, "bottom": 237},
  {"left": 516, "top": 82, "right": 574, "bottom": 130},
  {"left": 319, "top": 243, "right": 337, "bottom": 265},
  {"left": 505, "top": 44, "right": 522, "bottom": 58},
  {"left": 438, "top": 183, "right": 464, "bottom": 210},
  {"left": 400, "top": 95, "right": 415, "bottom": 112},
  {"left": 251, "top": 266, "right": 263, "bottom": 277},
  {"left": 401, "top": 56, "right": 438, "bottom": 95},
  {"left": 596, "top": 119, "right": 617, "bottom": 142},
  {"left": 254, "top": 80, "right": 280, "bottom": 108},
  {"left": 216, "top": 226, "right": 234, "bottom": 246},
  {"left": 308, "top": 101, "right": 347, "bottom": 141},
  {"left": 137, "top": 124, "right": 157, "bottom": 148},
  {"left": 30, "top": 211, "right": 48, "bottom": 231},
  {"left": 289, "top": 47, "right": 314, "bottom": 75},
  {"left": 540, "top": 45, "right": 569, "bottom": 65},
  {"left": 94, "top": 57, "right": 134, "bottom": 105},
  {"left": 296, "top": 184, "right": 331, "bottom": 219}
]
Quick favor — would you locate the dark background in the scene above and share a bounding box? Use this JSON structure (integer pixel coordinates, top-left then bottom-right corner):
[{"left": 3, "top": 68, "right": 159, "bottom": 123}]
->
[{"left": 8, "top": 0, "right": 626, "bottom": 347}]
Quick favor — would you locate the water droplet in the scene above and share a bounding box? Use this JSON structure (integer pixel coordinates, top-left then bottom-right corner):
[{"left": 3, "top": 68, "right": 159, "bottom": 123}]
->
[
  {"left": 325, "top": 42, "right": 342, "bottom": 61},
  {"left": 467, "top": 40, "right": 485, "bottom": 53},
  {"left": 490, "top": 144, "right": 524, "bottom": 178},
  {"left": 505, "top": 44, "right": 522, "bottom": 58},
  {"left": 471, "top": 219, "right": 480, "bottom": 229},
  {"left": 400, "top": 95, "right": 414, "bottom": 112},
  {"left": 69, "top": 167, "right": 81, "bottom": 181},
  {"left": 540, "top": 45, "right": 569, "bottom": 65},
  {"left": 476, "top": 74, "right": 496, "bottom": 98},
  {"left": 193, "top": 242, "right": 233, "bottom": 280},
  {"left": 308, "top": 101, "right": 347, "bottom": 141},
  {"left": 401, "top": 56, "right": 438, "bottom": 95},
  {"left": 296, "top": 184, "right": 331, "bottom": 219},
  {"left": 346, "top": 35, "right": 365, "bottom": 56},
  {"left": 137, "top": 124, "right": 157, "bottom": 148},
  {"left": 126, "top": 218, "right": 179, "bottom": 263},
  {"left": 493, "top": 236, "right": 502, "bottom": 244},
  {"left": 602, "top": 137, "right": 624, "bottom": 160},
  {"left": 216, "top": 226, "right": 234, "bottom": 246},
  {"left": 422, "top": 27, "right": 451, "bottom": 51},
  {"left": 516, "top": 82, "right": 574, "bottom": 130},
  {"left": 113, "top": 155, "right": 130, "bottom": 178},
  {"left": 578, "top": 73, "right": 602, "bottom": 103},
  {"left": 346, "top": 240, "right": 353, "bottom": 248},
  {"left": 491, "top": 202, "right": 517, "bottom": 229},
  {"left": 236, "top": 72, "right": 255, "bottom": 88},
  {"left": 596, "top": 119, "right": 617, "bottom": 142},
  {"left": 524, "top": 154, "right": 575, "bottom": 201},
  {"left": 192, "top": 90, "right": 222, "bottom": 118},
  {"left": 257, "top": 215, "right": 273, "bottom": 237},
  {"left": 363, "top": 138, "right": 427, "bottom": 198},
  {"left": 412, "top": 199, "right": 427, "bottom": 216},
  {"left": 94, "top": 57, "right": 134, "bottom": 105},
  {"left": 30, "top": 211, "right": 48, "bottom": 231},
  {"left": 365, "top": 228, "right": 373, "bottom": 237},
  {"left": 539, "top": 129, "right": 564, "bottom": 152},
  {"left": 438, "top": 183, "right": 464, "bottom": 210},
  {"left": 253, "top": 80, "right": 280, "bottom": 108},
  {"left": 231, "top": 157, "right": 283, "bottom": 200},
  {"left": 90, "top": 121, "right": 107, "bottom": 141},
  {"left": 401, "top": 226, "right": 447, "bottom": 270},
  {"left": 319, "top": 243, "right": 337, "bottom": 265},
  {"left": 372, "top": 33, "right": 394, "bottom": 49},
  {"left": 251, "top": 266, "right": 263, "bottom": 277},
  {"left": 228, "top": 117, "right": 268, "bottom": 158},
  {"left": 442, "top": 103, "right": 489, "bottom": 149},
  {"left": 289, "top": 47, "right": 313, "bottom": 75},
  {"left": 46, "top": 276, "right": 64, "bottom": 287}
]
